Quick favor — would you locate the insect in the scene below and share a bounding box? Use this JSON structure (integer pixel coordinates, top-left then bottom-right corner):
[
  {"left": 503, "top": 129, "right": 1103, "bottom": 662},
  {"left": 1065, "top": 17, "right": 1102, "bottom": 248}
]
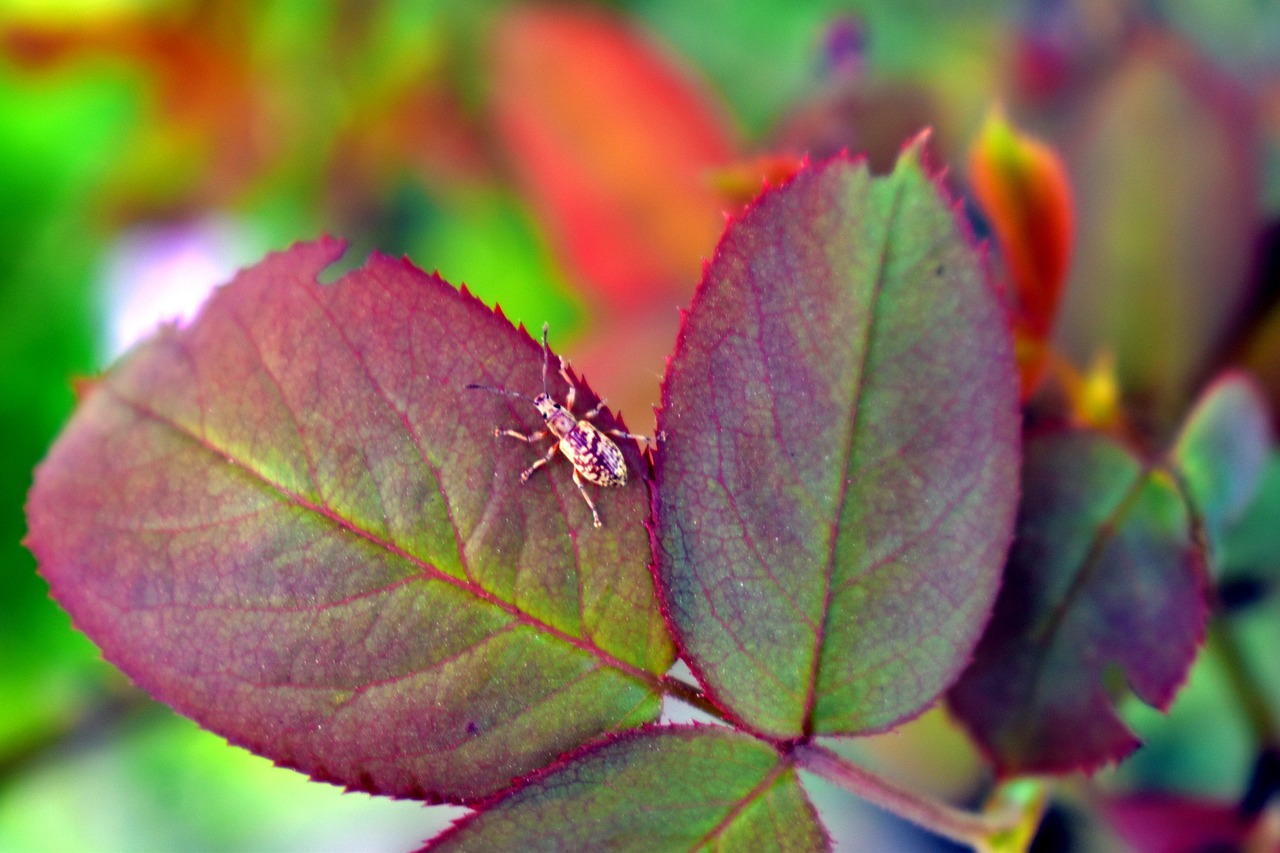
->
[{"left": 466, "top": 323, "right": 655, "bottom": 528}]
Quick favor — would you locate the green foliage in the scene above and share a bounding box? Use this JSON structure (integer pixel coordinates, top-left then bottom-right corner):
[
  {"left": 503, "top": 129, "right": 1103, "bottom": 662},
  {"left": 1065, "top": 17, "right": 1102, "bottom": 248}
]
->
[
  {"left": 0, "top": 48, "right": 134, "bottom": 757},
  {"left": 8, "top": 1, "right": 1280, "bottom": 850}
]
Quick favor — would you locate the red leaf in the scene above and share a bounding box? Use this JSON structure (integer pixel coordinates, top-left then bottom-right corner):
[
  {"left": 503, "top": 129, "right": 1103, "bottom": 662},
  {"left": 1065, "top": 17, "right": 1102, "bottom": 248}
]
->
[
  {"left": 949, "top": 430, "right": 1209, "bottom": 775},
  {"left": 489, "top": 7, "right": 735, "bottom": 313},
  {"left": 26, "top": 239, "right": 674, "bottom": 802}
]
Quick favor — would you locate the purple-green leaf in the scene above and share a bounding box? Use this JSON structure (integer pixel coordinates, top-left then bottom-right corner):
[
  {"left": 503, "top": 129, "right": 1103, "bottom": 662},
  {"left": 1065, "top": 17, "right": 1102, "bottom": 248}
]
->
[
  {"left": 652, "top": 146, "right": 1021, "bottom": 738},
  {"left": 427, "top": 726, "right": 828, "bottom": 852},
  {"left": 25, "top": 238, "right": 674, "bottom": 802},
  {"left": 948, "top": 430, "right": 1209, "bottom": 775},
  {"left": 1171, "top": 371, "right": 1273, "bottom": 553}
]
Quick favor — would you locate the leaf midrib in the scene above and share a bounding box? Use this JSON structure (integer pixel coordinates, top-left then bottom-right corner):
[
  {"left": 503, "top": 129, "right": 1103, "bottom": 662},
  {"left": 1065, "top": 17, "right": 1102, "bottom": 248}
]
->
[
  {"left": 1018, "top": 453, "right": 1154, "bottom": 733},
  {"left": 692, "top": 751, "right": 793, "bottom": 849},
  {"left": 103, "top": 381, "right": 665, "bottom": 693},
  {"left": 801, "top": 170, "right": 905, "bottom": 735}
]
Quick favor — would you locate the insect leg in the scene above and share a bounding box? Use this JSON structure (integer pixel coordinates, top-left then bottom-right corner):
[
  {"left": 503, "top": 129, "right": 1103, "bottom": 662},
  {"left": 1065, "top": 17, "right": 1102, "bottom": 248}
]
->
[
  {"left": 496, "top": 427, "right": 549, "bottom": 443},
  {"left": 608, "top": 428, "right": 661, "bottom": 446},
  {"left": 519, "top": 441, "right": 559, "bottom": 483},
  {"left": 557, "top": 355, "right": 578, "bottom": 412},
  {"left": 571, "top": 468, "right": 603, "bottom": 528},
  {"left": 579, "top": 399, "right": 660, "bottom": 446}
]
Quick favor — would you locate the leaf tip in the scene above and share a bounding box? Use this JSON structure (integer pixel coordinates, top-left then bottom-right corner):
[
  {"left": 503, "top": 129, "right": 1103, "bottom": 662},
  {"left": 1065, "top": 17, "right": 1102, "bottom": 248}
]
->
[{"left": 896, "top": 126, "right": 935, "bottom": 168}]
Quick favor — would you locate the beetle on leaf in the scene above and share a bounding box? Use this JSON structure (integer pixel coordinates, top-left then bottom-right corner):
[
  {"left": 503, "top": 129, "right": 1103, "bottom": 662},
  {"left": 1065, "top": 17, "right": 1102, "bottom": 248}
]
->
[{"left": 467, "top": 323, "right": 655, "bottom": 528}]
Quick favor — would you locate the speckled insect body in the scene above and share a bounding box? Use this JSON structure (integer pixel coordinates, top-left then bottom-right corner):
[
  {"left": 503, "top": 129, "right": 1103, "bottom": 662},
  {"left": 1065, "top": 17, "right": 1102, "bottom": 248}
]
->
[{"left": 466, "top": 323, "right": 651, "bottom": 528}]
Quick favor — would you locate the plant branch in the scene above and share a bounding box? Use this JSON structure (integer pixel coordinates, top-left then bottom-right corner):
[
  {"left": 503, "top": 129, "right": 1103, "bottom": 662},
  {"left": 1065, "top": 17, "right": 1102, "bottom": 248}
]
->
[
  {"left": 1208, "top": 617, "right": 1280, "bottom": 748},
  {"left": 658, "top": 675, "right": 729, "bottom": 721},
  {"left": 1207, "top": 614, "right": 1280, "bottom": 817},
  {"left": 1170, "top": 467, "right": 1279, "bottom": 749},
  {"left": 792, "top": 741, "right": 1033, "bottom": 849}
]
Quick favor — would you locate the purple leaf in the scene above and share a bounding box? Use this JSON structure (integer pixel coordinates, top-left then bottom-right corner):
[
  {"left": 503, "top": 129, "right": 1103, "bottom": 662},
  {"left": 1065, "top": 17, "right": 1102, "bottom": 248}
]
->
[
  {"left": 652, "top": 145, "right": 1021, "bottom": 738},
  {"left": 427, "top": 726, "right": 828, "bottom": 851},
  {"left": 949, "top": 430, "right": 1209, "bottom": 775},
  {"left": 26, "top": 238, "right": 674, "bottom": 802}
]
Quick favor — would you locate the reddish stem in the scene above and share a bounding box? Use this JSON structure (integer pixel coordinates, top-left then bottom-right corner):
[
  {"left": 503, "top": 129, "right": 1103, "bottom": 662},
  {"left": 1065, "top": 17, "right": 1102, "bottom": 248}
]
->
[{"left": 792, "top": 741, "right": 1022, "bottom": 847}]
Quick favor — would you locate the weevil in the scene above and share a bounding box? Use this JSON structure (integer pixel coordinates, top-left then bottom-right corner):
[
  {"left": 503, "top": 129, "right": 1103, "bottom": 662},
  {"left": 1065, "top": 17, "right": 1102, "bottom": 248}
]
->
[{"left": 466, "top": 323, "right": 655, "bottom": 528}]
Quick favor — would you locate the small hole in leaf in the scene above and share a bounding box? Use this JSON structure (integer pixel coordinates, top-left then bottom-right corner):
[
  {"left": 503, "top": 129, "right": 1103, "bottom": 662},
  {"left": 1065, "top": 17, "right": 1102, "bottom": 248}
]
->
[{"left": 316, "top": 247, "right": 366, "bottom": 284}]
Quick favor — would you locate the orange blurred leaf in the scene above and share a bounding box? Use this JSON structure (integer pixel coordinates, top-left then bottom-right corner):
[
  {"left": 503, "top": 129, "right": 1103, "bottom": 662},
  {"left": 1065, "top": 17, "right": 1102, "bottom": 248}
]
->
[
  {"left": 970, "top": 110, "right": 1075, "bottom": 334},
  {"left": 489, "top": 7, "right": 735, "bottom": 313},
  {"left": 1012, "top": 328, "right": 1052, "bottom": 402},
  {"left": 970, "top": 109, "right": 1074, "bottom": 400}
]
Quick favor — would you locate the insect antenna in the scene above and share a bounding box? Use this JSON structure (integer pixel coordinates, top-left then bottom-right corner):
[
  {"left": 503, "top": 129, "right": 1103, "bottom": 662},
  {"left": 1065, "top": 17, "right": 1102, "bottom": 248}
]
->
[
  {"left": 540, "top": 321, "right": 550, "bottom": 396},
  {"left": 464, "top": 383, "right": 532, "bottom": 402}
]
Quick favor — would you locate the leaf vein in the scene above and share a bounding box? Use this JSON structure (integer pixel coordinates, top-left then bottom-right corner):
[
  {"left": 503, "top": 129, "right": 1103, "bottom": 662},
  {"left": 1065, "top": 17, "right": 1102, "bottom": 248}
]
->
[{"left": 101, "top": 384, "right": 662, "bottom": 695}]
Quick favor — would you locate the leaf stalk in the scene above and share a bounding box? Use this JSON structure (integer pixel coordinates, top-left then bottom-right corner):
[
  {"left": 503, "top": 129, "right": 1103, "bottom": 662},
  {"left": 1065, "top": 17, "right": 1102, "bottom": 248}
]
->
[{"left": 791, "top": 741, "right": 1038, "bottom": 850}]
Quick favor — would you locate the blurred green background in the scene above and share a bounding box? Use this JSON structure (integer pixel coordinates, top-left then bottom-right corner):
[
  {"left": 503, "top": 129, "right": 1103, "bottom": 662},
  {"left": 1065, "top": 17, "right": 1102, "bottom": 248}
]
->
[{"left": 3, "top": 0, "right": 1280, "bottom": 850}]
